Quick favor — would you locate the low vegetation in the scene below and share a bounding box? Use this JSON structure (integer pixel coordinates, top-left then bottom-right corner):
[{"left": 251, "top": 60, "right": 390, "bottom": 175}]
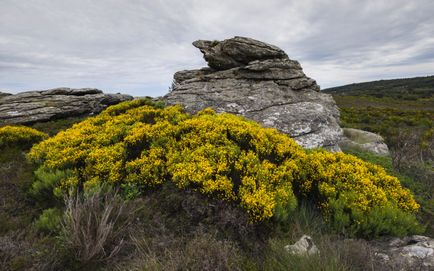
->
[
  {"left": 0, "top": 125, "right": 48, "bottom": 149},
  {"left": 330, "top": 77, "right": 433, "bottom": 236},
  {"left": 323, "top": 75, "right": 434, "bottom": 100},
  {"left": 27, "top": 99, "right": 420, "bottom": 237},
  {"left": 0, "top": 97, "right": 430, "bottom": 270}
]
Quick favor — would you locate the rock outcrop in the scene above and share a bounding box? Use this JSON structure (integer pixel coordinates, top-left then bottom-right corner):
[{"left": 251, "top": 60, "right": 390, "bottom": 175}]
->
[
  {"left": 0, "top": 92, "right": 11, "bottom": 98},
  {"left": 164, "top": 36, "right": 342, "bottom": 150},
  {"left": 338, "top": 235, "right": 434, "bottom": 271},
  {"left": 373, "top": 235, "right": 434, "bottom": 270},
  {"left": 0, "top": 88, "right": 133, "bottom": 125},
  {"left": 339, "top": 128, "right": 390, "bottom": 156}
]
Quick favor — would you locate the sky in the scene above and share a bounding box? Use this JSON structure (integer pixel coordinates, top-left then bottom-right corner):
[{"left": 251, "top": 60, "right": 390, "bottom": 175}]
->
[{"left": 1, "top": 0, "right": 434, "bottom": 97}]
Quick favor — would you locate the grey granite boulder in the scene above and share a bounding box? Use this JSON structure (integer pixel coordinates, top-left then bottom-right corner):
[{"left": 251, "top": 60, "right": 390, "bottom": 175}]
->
[
  {"left": 339, "top": 128, "right": 390, "bottom": 156},
  {"left": 0, "top": 88, "right": 133, "bottom": 125},
  {"left": 337, "top": 236, "right": 434, "bottom": 271},
  {"left": 0, "top": 92, "right": 11, "bottom": 98},
  {"left": 164, "top": 36, "right": 342, "bottom": 150},
  {"left": 193, "top": 37, "right": 287, "bottom": 70},
  {"left": 285, "top": 235, "right": 320, "bottom": 256},
  {"left": 373, "top": 235, "right": 434, "bottom": 270}
]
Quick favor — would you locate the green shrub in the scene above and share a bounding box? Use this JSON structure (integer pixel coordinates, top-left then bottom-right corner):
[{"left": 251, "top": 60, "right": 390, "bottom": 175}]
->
[
  {"left": 34, "top": 208, "right": 62, "bottom": 234},
  {"left": 27, "top": 99, "right": 421, "bottom": 237},
  {"left": 0, "top": 125, "right": 48, "bottom": 149},
  {"left": 343, "top": 148, "right": 434, "bottom": 236},
  {"left": 354, "top": 205, "right": 423, "bottom": 238},
  {"left": 273, "top": 202, "right": 328, "bottom": 238},
  {"left": 329, "top": 196, "right": 424, "bottom": 238},
  {"left": 30, "top": 168, "right": 73, "bottom": 202},
  {"left": 295, "top": 150, "right": 420, "bottom": 237}
]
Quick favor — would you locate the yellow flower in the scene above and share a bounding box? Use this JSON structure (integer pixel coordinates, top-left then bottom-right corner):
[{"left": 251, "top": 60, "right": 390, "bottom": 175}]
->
[
  {"left": 28, "top": 99, "right": 420, "bottom": 224},
  {"left": 1, "top": 125, "right": 47, "bottom": 149}
]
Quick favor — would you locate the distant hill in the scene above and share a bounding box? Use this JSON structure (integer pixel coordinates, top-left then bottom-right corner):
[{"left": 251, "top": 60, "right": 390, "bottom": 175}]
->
[{"left": 323, "top": 75, "right": 434, "bottom": 100}]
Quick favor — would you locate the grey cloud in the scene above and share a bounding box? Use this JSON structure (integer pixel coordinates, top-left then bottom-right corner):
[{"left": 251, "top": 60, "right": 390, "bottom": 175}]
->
[{"left": 1, "top": 0, "right": 433, "bottom": 95}]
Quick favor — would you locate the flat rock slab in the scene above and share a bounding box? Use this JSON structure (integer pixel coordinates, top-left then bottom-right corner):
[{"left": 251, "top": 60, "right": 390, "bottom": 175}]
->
[
  {"left": 0, "top": 88, "right": 133, "bottom": 125},
  {"left": 164, "top": 36, "right": 342, "bottom": 150},
  {"left": 0, "top": 92, "right": 11, "bottom": 98}
]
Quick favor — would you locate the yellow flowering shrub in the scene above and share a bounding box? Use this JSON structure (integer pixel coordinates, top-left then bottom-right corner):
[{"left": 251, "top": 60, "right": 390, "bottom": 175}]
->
[
  {"left": 163, "top": 111, "right": 302, "bottom": 220},
  {"left": 28, "top": 99, "right": 302, "bottom": 221},
  {"left": 28, "top": 99, "right": 421, "bottom": 235},
  {"left": 296, "top": 150, "right": 419, "bottom": 213},
  {"left": 0, "top": 125, "right": 48, "bottom": 149},
  {"left": 295, "top": 150, "right": 421, "bottom": 236}
]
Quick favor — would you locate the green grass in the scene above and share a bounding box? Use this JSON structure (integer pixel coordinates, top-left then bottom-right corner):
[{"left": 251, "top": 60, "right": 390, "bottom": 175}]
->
[
  {"left": 332, "top": 95, "right": 433, "bottom": 149},
  {"left": 335, "top": 96, "right": 433, "bottom": 137},
  {"left": 259, "top": 237, "right": 346, "bottom": 271},
  {"left": 0, "top": 146, "right": 39, "bottom": 234}
]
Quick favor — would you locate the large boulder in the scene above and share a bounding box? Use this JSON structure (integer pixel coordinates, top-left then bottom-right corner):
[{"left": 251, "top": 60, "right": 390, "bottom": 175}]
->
[
  {"left": 0, "top": 88, "right": 133, "bottom": 125},
  {"left": 192, "top": 37, "right": 287, "bottom": 70},
  {"left": 164, "top": 36, "right": 342, "bottom": 150}
]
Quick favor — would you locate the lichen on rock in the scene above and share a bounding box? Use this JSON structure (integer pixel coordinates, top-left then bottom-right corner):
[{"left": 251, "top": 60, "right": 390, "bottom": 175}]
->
[
  {"left": 0, "top": 88, "right": 133, "bottom": 125},
  {"left": 164, "top": 36, "right": 342, "bottom": 150}
]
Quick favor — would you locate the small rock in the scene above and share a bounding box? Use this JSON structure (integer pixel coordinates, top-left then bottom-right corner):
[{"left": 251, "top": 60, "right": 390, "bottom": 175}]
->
[
  {"left": 371, "top": 235, "right": 434, "bottom": 270},
  {"left": 339, "top": 128, "right": 390, "bottom": 156},
  {"left": 390, "top": 235, "right": 434, "bottom": 262},
  {"left": 284, "top": 235, "right": 320, "bottom": 256}
]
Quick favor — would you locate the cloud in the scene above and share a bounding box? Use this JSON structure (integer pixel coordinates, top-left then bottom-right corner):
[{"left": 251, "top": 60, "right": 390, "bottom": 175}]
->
[{"left": 1, "top": 0, "right": 433, "bottom": 95}]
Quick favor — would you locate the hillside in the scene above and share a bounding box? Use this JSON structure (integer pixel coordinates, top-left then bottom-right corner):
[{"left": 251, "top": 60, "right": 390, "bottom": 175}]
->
[{"left": 323, "top": 75, "right": 434, "bottom": 100}]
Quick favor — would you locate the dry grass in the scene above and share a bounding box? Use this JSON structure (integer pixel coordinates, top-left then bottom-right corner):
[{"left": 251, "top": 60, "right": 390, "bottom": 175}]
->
[
  {"left": 114, "top": 230, "right": 243, "bottom": 271},
  {"left": 59, "top": 188, "right": 137, "bottom": 265},
  {"left": 0, "top": 231, "right": 33, "bottom": 271}
]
